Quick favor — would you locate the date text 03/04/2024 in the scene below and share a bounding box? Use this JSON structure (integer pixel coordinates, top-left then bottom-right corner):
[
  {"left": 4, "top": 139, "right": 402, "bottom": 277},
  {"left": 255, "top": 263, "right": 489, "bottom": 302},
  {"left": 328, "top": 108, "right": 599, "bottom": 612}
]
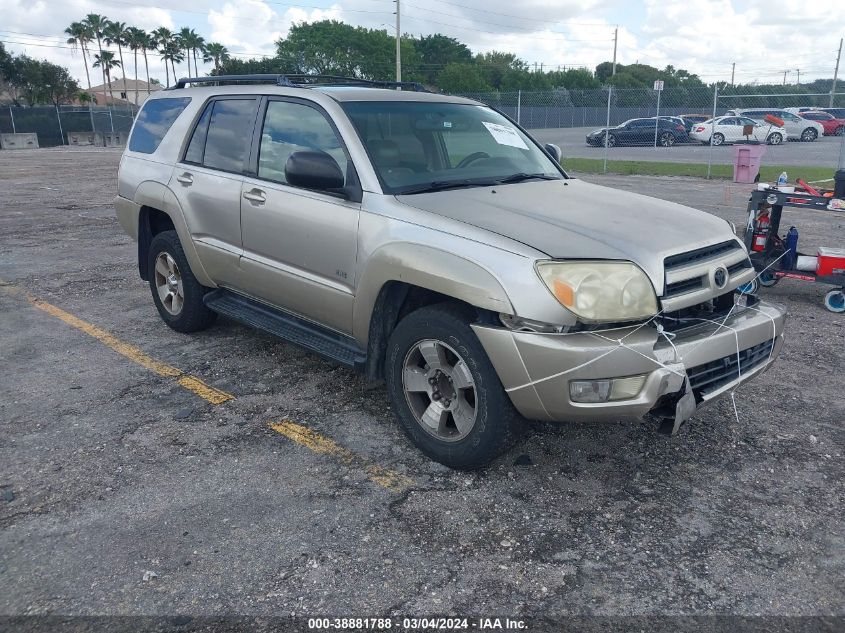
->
[{"left": 307, "top": 617, "right": 528, "bottom": 630}]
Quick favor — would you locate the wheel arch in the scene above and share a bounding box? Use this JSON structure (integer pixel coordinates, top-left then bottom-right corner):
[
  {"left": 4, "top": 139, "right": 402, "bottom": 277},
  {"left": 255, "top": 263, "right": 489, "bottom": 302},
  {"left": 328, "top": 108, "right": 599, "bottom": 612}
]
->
[
  {"left": 135, "top": 185, "right": 214, "bottom": 287},
  {"left": 356, "top": 244, "right": 513, "bottom": 380}
]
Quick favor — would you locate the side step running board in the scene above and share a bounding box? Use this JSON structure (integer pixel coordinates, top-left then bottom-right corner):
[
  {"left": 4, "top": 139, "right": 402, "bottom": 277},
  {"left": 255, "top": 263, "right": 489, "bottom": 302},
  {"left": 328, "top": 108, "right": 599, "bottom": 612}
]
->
[{"left": 204, "top": 289, "right": 366, "bottom": 372}]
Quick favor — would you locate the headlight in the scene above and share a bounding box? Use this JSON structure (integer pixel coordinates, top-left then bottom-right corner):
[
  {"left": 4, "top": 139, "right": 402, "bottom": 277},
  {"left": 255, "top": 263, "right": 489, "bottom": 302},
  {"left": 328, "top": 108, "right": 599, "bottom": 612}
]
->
[{"left": 536, "top": 260, "right": 658, "bottom": 322}]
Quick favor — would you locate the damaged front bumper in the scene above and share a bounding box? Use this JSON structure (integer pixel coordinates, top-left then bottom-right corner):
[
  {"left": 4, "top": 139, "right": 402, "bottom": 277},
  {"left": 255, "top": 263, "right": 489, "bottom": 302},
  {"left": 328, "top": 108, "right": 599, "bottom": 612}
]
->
[{"left": 471, "top": 300, "right": 786, "bottom": 425}]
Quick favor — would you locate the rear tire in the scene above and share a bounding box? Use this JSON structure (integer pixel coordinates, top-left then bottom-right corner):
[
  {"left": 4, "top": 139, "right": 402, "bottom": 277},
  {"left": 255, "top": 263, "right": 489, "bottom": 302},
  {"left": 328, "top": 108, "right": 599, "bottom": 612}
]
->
[
  {"left": 385, "top": 304, "right": 523, "bottom": 470},
  {"left": 659, "top": 132, "right": 675, "bottom": 147},
  {"left": 148, "top": 230, "right": 217, "bottom": 333},
  {"left": 712, "top": 133, "right": 725, "bottom": 146},
  {"left": 800, "top": 127, "right": 818, "bottom": 142},
  {"left": 835, "top": 126, "right": 845, "bottom": 136}
]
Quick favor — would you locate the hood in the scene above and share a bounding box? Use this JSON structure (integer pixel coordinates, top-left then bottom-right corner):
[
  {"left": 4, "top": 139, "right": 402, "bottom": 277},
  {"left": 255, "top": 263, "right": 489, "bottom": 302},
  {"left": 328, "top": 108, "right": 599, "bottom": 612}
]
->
[{"left": 397, "top": 178, "right": 738, "bottom": 290}]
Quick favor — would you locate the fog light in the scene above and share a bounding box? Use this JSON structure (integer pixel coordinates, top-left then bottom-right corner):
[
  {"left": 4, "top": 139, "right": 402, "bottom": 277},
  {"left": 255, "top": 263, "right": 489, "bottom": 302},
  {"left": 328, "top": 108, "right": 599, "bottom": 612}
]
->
[
  {"left": 569, "top": 379, "right": 611, "bottom": 403},
  {"left": 570, "top": 375, "right": 647, "bottom": 403}
]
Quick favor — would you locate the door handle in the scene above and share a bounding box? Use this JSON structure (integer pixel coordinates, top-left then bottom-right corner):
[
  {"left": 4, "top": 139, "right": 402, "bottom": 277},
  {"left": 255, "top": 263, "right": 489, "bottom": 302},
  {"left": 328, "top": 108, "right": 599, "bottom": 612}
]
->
[
  {"left": 176, "top": 172, "right": 193, "bottom": 186},
  {"left": 242, "top": 188, "right": 266, "bottom": 204}
]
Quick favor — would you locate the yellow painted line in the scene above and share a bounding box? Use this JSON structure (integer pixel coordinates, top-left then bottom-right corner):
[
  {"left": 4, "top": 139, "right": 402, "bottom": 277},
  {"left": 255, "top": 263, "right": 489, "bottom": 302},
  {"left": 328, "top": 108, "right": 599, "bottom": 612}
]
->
[
  {"left": 0, "top": 280, "right": 233, "bottom": 405},
  {"left": 269, "top": 420, "right": 414, "bottom": 492}
]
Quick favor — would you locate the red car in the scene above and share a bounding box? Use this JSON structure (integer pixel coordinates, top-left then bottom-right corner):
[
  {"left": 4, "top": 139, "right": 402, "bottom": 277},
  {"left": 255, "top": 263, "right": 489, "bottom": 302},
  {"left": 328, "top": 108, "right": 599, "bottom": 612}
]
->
[{"left": 799, "top": 110, "right": 845, "bottom": 136}]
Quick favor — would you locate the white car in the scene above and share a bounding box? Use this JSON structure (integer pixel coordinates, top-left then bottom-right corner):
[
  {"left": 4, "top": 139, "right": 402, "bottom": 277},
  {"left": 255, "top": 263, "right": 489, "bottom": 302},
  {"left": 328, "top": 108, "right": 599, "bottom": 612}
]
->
[
  {"left": 690, "top": 116, "right": 788, "bottom": 145},
  {"left": 725, "top": 108, "right": 824, "bottom": 142}
]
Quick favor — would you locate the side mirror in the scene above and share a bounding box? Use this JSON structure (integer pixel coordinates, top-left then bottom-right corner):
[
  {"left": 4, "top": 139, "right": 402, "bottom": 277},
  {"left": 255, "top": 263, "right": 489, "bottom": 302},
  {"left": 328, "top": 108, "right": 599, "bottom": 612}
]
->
[
  {"left": 285, "top": 151, "right": 344, "bottom": 192},
  {"left": 544, "top": 143, "right": 562, "bottom": 164}
]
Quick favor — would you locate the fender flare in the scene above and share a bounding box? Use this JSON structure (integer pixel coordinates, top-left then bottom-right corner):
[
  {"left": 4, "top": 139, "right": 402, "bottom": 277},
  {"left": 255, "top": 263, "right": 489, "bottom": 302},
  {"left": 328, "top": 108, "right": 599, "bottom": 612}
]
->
[{"left": 353, "top": 242, "right": 514, "bottom": 345}]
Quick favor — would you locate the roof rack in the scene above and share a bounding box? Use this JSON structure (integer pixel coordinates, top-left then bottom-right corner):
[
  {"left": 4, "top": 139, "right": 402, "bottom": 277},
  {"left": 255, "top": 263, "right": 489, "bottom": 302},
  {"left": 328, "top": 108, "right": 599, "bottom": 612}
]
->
[{"left": 169, "top": 74, "right": 429, "bottom": 92}]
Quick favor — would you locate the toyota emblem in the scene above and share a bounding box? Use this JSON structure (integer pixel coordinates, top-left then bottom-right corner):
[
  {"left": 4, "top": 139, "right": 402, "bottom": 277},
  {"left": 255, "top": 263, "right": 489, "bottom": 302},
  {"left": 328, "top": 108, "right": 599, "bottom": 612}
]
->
[{"left": 713, "top": 267, "right": 728, "bottom": 289}]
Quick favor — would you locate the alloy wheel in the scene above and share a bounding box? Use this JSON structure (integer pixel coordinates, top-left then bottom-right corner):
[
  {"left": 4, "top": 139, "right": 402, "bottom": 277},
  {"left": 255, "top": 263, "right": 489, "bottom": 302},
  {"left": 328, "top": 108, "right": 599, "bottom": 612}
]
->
[
  {"left": 154, "top": 251, "right": 184, "bottom": 316},
  {"left": 402, "top": 339, "right": 477, "bottom": 442}
]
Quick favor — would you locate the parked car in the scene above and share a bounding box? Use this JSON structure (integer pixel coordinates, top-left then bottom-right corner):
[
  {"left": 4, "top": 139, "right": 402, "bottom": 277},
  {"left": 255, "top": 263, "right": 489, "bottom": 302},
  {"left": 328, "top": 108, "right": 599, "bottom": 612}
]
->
[
  {"left": 679, "top": 114, "right": 709, "bottom": 132},
  {"left": 649, "top": 116, "right": 691, "bottom": 142},
  {"left": 689, "top": 116, "right": 788, "bottom": 145},
  {"left": 798, "top": 110, "right": 845, "bottom": 135},
  {"left": 725, "top": 108, "right": 824, "bottom": 141},
  {"left": 115, "top": 75, "right": 786, "bottom": 469},
  {"left": 586, "top": 117, "right": 686, "bottom": 147},
  {"left": 820, "top": 107, "right": 845, "bottom": 119}
]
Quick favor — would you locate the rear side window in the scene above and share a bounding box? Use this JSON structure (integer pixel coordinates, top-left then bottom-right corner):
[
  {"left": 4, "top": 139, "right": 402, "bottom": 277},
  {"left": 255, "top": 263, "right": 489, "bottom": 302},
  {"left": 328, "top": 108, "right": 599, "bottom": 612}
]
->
[
  {"left": 201, "top": 99, "right": 257, "bottom": 173},
  {"left": 129, "top": 97, "right": 191, "bottom": 154}
]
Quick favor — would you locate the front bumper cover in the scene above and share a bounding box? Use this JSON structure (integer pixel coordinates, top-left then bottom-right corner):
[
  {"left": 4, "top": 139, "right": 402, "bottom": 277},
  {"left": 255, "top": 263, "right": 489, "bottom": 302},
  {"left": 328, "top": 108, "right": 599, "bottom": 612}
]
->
[{"left": 472, "top": 300, "right": 786, "bottom": 423}]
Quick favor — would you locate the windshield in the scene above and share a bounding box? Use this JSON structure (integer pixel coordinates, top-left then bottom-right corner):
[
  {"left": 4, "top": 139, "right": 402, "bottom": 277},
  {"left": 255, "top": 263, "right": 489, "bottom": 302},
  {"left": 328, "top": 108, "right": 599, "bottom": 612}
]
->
[{"left": 342, "top": 101, "right": 563, "bottom": 194}]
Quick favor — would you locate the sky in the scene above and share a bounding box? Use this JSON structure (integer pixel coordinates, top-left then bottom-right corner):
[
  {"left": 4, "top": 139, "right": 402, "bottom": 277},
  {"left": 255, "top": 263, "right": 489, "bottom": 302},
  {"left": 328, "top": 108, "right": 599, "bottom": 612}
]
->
[{"left": 1, "top": 0, "right": 842, "bottom": 90}]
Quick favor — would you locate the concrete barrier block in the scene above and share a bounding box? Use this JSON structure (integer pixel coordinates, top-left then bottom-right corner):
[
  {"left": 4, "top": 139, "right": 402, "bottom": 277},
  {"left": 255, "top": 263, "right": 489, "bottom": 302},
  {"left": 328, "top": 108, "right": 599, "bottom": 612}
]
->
[
  {"left": 0, "top": 133, "right": 39, "bottom": 150},
  {"left": 103, "top": 132, "right": 127, "bottom": 147},
  {"left": 68, "top": 131, "right": 104, "bottom": 146}
]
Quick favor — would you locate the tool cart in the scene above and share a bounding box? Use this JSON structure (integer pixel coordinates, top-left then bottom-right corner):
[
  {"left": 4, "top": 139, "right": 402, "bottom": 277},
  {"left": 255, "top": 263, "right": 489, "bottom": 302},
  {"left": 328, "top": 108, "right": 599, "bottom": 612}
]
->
[{"left": 741, "top": 186, "right": 845, "bottom": 312}]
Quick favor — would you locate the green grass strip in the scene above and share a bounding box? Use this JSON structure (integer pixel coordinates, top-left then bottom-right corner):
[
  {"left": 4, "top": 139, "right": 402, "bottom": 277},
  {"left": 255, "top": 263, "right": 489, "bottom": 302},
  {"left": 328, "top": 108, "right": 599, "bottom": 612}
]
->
[{"left": 561, "top": 157, "right": 836, "bottom": 183}]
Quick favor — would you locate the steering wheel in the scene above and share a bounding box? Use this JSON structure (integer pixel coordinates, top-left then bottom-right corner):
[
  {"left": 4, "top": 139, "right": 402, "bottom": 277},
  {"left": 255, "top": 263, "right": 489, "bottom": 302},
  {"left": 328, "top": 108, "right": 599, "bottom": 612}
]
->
[{"left": 456, "top": 152, "right": 490, "bottom": 169}]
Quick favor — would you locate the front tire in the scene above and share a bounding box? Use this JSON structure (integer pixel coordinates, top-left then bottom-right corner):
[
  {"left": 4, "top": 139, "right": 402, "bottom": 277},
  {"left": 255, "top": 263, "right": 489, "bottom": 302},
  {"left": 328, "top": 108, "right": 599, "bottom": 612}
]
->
[
  {"left": 767, "top": 132, "right": 783, "bottom": 145},
  {"left": 385, "top": 304, "right": 522, "bottom": 470},
  {"left": 148, "top": 230, "right": 217, "bottom": 333},
  {"left": 835, "top": 126, "right": 844, "bottom": 136},
  {"left": 606, "top": 133, "right": 616, "bottom": 148},
  {"left": 659, "top": 132, "right": 675, "bottom": 147}
]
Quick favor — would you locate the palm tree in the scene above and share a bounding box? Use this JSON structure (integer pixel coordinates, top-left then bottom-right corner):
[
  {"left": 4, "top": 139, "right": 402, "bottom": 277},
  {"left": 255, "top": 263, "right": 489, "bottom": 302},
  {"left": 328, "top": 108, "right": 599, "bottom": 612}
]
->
[
  {"left": 92, "top": 51, "right": 121, "bottom": 98},
  {"left": 83, "top": 14, "right": 110, "bottom": 104},
  {"left": 151, "top": 27, "right": 174, "bottom": 87},
  {"left": 65, "top": 21, "right": 94, "bottom": 101},
  {"left": 125, "top": 27, "right": 147, "bottom": 105},
  {"left": 191, "top": 35, "right": 206, "bottom": 76},
  {"left": 141, "top": 31, "right": 155, "bottom": 96},
  {"left": 204, "top": 42, "right": 230, "bottom": 74},
  {"left": 104, "top": 21, "right": 130, "bottom": 107},
  {"left": 162, "top": 40, "right": 185, "bottom": 86},
  {"left": 176, "top": 27, "right": 195, "bottom": 78}
]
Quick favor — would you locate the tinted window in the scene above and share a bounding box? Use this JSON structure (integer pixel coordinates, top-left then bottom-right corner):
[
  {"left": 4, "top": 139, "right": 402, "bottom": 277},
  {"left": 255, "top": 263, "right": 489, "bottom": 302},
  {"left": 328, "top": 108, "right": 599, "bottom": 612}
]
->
[
  {"left": 203, "top": 99, "right": 257, "bottom": 173},
  {"left": 129, "top": 97, "right": 191, "bottom": 153},
  {"left": 184, "top": 103, "right": 212, "bottom": 164},
  {"left": 258, "top": 101, "right": 348, "bottom": 185}
]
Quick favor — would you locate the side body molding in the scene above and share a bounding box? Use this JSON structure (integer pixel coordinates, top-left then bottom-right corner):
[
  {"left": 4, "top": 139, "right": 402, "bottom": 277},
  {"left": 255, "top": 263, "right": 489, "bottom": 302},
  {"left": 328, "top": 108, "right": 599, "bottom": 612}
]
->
[{"left": 353, "top": 242, "right": 514, "bottom": 345}]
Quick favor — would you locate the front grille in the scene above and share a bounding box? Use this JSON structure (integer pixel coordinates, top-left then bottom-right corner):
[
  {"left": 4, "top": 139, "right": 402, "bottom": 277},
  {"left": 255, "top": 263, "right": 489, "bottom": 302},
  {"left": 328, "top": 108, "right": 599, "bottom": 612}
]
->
[
  {"left": 727, "top": 258, "right": 753, "bottom": 275},
  {"left": 662, "top": 240, "right": 751, "bottom": 304},
  {"left": 664, "top": 240, "right": 741, "bottom": 270},
  {"left": 686, "top": 338, "right": 775, "bottom": 395}
]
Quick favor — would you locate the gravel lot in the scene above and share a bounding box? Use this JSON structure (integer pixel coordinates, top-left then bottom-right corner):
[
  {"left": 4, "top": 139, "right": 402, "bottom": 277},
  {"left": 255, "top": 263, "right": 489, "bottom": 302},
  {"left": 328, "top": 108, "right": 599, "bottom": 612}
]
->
[
  {"left": 1, "top": 148, "right": 843, "bottom": 628},
  {"left": 533, "top": 126, "right": 845, "bottom": 167}
]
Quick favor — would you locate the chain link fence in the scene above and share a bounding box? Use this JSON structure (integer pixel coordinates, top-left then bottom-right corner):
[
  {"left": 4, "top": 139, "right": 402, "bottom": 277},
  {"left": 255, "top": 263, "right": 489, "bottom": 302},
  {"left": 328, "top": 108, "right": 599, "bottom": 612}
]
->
[
  {"left": 0, "top": 104, "right": 138, "bottom": 148},
  {"left": 456, "top": 87, "right": 845, "bottom": 178}
]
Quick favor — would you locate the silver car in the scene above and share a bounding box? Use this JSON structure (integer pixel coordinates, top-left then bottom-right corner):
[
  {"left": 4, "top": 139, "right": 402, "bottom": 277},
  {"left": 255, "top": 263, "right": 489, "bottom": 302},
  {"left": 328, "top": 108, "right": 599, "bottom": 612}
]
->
[{"left": 115, "top": 76, "right": 786, "bottom": 469}]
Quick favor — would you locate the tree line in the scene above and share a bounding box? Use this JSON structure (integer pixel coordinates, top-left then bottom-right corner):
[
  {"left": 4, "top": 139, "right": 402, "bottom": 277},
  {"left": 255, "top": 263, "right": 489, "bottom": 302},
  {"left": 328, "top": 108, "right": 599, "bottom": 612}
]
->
[
  {"left": 2, "top": 17, "right": 839, "bottom": 108},
  {"left": 60, "top": 14, "right": 231, "bottom": 106}
]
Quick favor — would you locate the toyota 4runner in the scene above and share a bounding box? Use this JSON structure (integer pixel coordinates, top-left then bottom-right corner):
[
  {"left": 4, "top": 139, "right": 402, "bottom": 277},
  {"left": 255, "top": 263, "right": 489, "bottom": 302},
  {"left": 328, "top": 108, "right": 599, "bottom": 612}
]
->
[{"left": 115, "top": 75, "right": 786, "bottom": 469}]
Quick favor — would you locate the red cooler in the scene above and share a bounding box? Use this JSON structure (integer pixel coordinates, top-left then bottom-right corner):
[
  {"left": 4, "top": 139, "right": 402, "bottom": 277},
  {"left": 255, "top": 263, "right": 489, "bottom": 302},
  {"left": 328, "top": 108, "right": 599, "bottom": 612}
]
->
[{"left": 816, "top": 247, "right": 845, "bottom": 276}]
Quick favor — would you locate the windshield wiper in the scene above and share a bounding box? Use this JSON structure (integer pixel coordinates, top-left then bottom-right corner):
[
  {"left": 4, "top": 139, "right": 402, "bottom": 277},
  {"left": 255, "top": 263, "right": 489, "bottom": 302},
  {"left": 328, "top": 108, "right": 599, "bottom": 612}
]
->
[
  {"left": 495, "top": 172, "right": 561, "bottom": 184},
  {"left": 397, "top": 179, "right": 497, "bottom": 195}
]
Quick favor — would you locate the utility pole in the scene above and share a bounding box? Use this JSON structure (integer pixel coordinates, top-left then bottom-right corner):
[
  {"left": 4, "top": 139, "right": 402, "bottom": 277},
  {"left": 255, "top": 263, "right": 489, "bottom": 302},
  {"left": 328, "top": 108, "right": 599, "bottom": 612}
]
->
[
  {"left": 731, "top": 62, "right": 735, "bottom": 86},
  {"left": 832, "top": 38, "right": 843, "bottom": 107},
  {"left": 395, "top": 0, "right": 401, "bottom": 82},
  {"left": 783, "top": 70, "right": 788, "bottom": 85},
  {"left": 796, "top": 68, "right": 800, "bottom": 85},
  {"left": 612, "top": 26, "right": 618, "bottom": 75}
]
